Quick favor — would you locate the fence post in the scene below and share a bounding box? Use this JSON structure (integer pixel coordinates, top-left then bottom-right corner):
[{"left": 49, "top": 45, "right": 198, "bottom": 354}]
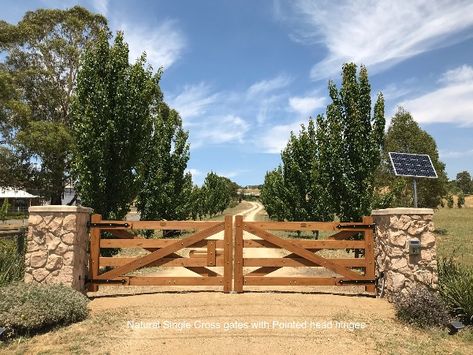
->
[
  {"left": 363, "top": 215, "right": 376, "bottom": 293},
  {"left": 88, "top": 214, "right": 101, "bottom": 292}
]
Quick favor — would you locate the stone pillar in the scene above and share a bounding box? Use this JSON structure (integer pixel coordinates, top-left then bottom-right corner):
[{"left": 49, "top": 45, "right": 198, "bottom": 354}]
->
[
  {"left": 372, "top": 208, "right": 437, "bottom": 301},
  {"left": 25, "top": 206, "right": 92, "bottom": 293}
]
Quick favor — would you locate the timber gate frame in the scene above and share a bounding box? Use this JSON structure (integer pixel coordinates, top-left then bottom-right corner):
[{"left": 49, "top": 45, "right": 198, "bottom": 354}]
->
[
  {"left": 87, "top": 214, "right": 233, "bottom": 292},
  {"left": 233, "top": 215, "right": 376, "bottom": 293}
]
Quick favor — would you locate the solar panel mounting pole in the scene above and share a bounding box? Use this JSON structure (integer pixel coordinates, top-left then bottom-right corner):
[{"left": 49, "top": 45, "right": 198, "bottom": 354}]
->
[{"left": 413, "top": 178, "right": 418, "bottom": 208}]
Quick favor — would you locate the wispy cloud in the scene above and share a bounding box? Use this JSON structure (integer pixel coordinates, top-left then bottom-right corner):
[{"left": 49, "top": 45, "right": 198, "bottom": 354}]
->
[
  {"left": 247, "top": 74, "right": 292, "bottom": 96},
  {"left": 399, "top": 65, "right": 473, "bottom": 126},
  {"left": 439, "top": 64, "right": 473, "bottom": 84},
  {"left": 168, "top": 73, "right": 300, "bottom": 148},
  {"left": 288, "top": 95, "right": 325, "bottom": 117},
  {"left": 119, "top": 19, "right": 186, "bottom": 70},
  {"left": 280, "top": 0, "right": 473, "bottom": 80},
  {"left": 167, "top": 83, "right": 219, "bottom": 121},
  {"left": 191, "top": 115, "right": 250, "bottom": 148}
]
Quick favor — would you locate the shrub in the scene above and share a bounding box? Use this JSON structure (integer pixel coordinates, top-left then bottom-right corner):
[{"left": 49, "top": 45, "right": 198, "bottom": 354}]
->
[
  {"left": 393, "top": 286, "right": 450, "bottom": 328},
  {"left": 0, "top": 282, "right": 89, "bottom": 338},
  {"left": 0, "top": 198, "right": 10, "bottom": 222},
  {"left": 447, "top": 194, "right": 454, "bottom": 208},
  {"left": 0, "top": 233, "right": 26, "bottom": 286},
  {"left": 439, "top": 257, "right": 473, "bottom": 324},
  {"left": 457, "top": 193, "right": 465, "bottom": 208}
]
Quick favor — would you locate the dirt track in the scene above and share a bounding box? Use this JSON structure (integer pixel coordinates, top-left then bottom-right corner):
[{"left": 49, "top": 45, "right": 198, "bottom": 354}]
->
[{"left": 82, "top": 202, "right": 392, "bottom": 354}]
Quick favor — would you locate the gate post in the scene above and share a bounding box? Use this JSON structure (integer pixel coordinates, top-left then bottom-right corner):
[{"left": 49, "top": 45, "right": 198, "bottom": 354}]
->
[
  {"left": 223, "top": 215, "right": 233, "bottom": 293},
  {"left": 25, "top": 205, "right": 92, "bottom": 293},
  {"left": 88, "top": 214, "right": 102, "bottom": 292},
  {"left": 234, "top": 215, "right": 244, "bottom": 293},
  {"left": 363, "top": 216, "right": 376, "bottom": 293},
  {"left": 372, "top": 208, "right": 437, "bottom": 301}
]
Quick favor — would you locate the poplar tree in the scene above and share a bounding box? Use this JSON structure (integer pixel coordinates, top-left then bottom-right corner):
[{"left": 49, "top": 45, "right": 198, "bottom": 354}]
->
[
  {"left": 136, "top": 102, "right": 192, "bottom": 221},
  {"left": 318, "top": 63, "right": 385, "bottom": 221},
  {"left": 72, "top": 32, "right": 155, "bottom": 219},
  {"left": 261, "top": 120, "right": 332, "bottom": 222}
]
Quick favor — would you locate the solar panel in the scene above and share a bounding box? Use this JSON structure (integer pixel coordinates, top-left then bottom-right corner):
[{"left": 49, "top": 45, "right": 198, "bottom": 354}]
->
[{"left": 388, "top": 152, "right": 438, "bottom": 179}]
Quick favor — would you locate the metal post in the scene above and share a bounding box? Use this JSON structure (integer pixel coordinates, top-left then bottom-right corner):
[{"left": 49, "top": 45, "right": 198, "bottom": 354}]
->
[{"left": 413, "top": 178, "right": 418, "bottom": 208}]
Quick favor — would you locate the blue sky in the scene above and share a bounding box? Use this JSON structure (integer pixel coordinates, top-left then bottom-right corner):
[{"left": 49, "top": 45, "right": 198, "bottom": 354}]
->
[{"left": 2, "top": 0, "right": 473, "bottom": 186}]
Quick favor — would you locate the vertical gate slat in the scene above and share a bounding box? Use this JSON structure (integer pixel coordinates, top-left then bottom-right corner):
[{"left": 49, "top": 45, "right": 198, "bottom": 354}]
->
[
  {"left": 363, "top": 216, "right": 376, "bottom": 293},
  {"left": 223, "top": 215, "right": 233, "bottom": 293},
  {"left": 207, "top": 240, "right": 216, "bottom": 267},
  {"left": 234, "top": 215, "right": 244, "bottom": 293}
]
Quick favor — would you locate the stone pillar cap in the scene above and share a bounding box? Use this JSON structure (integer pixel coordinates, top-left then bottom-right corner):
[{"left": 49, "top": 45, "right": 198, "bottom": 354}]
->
[
  {"left": 371, "top": 207, "right": 434, "bottom": 215},
  {"left": 29, "top": 205, "right": 93, "bottom": 213}
]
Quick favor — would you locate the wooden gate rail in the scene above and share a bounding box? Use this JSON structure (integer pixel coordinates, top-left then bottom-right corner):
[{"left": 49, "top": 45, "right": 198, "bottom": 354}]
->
[
  {"left": 234, "top": 215, "right": 375, "bottom": 294},
  {"left": 88, "top": 214, "right": 233, "bottom": 293}
]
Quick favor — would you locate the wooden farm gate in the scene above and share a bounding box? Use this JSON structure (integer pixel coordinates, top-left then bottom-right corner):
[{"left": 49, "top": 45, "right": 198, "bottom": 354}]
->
[
  {"left": 87, "top": 214, "right": 375, "bottom": 294},
  {"left": 87, "top": 214, "right": 233, "bottom": 292},
  {"left": 233, "top": 215, "right": 376, "bottom": 293}
]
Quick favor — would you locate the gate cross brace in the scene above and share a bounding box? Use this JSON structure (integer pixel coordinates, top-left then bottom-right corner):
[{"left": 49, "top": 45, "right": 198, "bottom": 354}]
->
[
  {"left": 95, "top": 222, "right": 224, "bottom": 280},
  {"left": 244, "top": 223, "right": 367, "bottom": 280}
]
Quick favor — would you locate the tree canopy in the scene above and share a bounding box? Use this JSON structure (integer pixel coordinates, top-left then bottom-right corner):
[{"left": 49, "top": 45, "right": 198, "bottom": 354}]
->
[
  {"left": 0, "top": 6, "right": 108, "bottom": 203},
  {"left": 375, "top": 107, "right": 448, "bottom": 208},
  {"left": 136, "top": 102, "right": 192, "bottom": 221},
  {"left": 261, "top": 63, "right": 385, "bottom": 222},
  {"left": 72, "top": 31, "right": 156, "bottom": 219}
]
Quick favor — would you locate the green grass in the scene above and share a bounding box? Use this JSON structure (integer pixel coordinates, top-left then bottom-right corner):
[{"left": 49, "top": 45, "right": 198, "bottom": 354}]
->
[{"left": 434, "top": 208, "right": 473, "bottom": 266}]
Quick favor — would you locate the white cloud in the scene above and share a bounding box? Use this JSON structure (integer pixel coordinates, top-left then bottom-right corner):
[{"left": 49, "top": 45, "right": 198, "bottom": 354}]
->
[
  {"left": 282, "top": 0, "right": 473, "bottom": 80},
  {"left": 247, "top": 74, "right": 292, "bottom": 96},
  {"left": 90, "top": 0, "right": 108, "bottom": 16},
  {"left": 119, "top": 20, "right": 186, "bottom": 70},
  {"left": 439, "top": 149, "right": 473, "bottom": 159},
  {"left": 259, "top": 120, "right": 304, "bottom": 153},
  {"left": 192, "top": 115, "right": 250, "bottom": 148},
  {"left": 167, "top": 83, "right": 219, "bottom": 121},
  {"left": 399, "top": 65, "right": 473, "bottom": 125},
  {"left": 288, "top": 95, "right": 325, "bottom": 116},
  {"left": 216, "top": 170, "right": 247, "bottom": 179},
  {"left": 439, "top": 65, "right": 473, "bottom": 84},
  {"left": 186, "top": 168, "right": 202, "bottom": 177}
]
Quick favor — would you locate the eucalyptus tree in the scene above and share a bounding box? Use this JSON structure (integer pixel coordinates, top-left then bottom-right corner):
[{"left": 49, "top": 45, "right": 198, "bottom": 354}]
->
[{"left": 0, "top": 6, "right": 108, "bottom": 203}]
